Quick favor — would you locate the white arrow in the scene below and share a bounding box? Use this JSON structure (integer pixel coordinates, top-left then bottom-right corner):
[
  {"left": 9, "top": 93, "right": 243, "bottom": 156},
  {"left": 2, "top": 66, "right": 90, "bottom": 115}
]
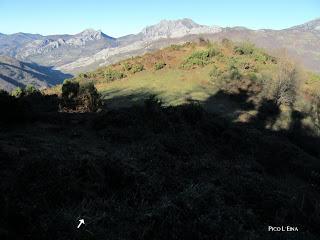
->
[{"left": 77, "top": 219, "right": 85, "bottom": 229}]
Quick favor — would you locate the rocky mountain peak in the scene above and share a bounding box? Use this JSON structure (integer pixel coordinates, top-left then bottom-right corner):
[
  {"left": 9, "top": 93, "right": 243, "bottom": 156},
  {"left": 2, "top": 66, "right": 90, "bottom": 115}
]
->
[
  {"left": 77, "top": 28, "right": 104, "bottom": 40},
  {"left": 141, "top": 18, "right": 222, "bottom": 41},
  {"left": 157, "top": 18, "right": 200, "bottom": 29}
]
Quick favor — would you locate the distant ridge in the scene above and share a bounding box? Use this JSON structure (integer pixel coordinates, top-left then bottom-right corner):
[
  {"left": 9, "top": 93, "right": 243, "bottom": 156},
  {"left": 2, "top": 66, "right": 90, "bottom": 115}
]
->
[
  {"left": 0, "top": 55, "right": 72, "bottom": 92},
  {"left": 0, "top": 17, "right": 319, "bottom": 90}
]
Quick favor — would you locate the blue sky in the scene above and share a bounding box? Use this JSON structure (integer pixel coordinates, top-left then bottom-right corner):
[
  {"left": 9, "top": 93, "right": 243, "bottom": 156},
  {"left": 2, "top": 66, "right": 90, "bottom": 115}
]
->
[{"left": 0, "top": 0, "right": 319, "bottom": 37}]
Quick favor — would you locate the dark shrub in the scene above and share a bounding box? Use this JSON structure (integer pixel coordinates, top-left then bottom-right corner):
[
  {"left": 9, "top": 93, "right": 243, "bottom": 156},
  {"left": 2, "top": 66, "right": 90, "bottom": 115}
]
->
[
  {"left": 61, "top": 80, "right": 101, "bottom": 112},
  {"left": 154, "top": 61, "right": 166, "bottom": 70},
  {"left": 61, "top": 80, "right": 79, "bottom": 100},
  {"left": 78, "top": 82, "right": 102, "bottom": 112},
  {"left": 0, "top": 89, "right": 29, "bottom": 123},
  {"left": 25, "top": 85, "right": 40, "bottom": 96}
]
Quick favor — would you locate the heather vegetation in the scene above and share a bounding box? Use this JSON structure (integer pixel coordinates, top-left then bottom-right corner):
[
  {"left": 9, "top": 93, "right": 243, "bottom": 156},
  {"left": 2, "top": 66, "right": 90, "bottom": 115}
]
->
[
  {"left": 154, "top": 61, "right": 166, "bottom": 70},
  {"left": 1, "top": 39, "right": 320, "bottom": 239},
  {"left": 60, "top": 80, "right": 102, "bottom": 112},
  {"left": 102, "top": 69, "right": 127, "bottom": 82},
  {"left": 181, "top": 46, "right": 222, "bottom": 69}
]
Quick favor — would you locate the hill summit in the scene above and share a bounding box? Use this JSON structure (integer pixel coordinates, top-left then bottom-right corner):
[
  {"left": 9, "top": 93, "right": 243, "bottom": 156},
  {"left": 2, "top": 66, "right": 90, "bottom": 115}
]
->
[{"left": 141, "top": 18, "right": 222, "bottom": 40}]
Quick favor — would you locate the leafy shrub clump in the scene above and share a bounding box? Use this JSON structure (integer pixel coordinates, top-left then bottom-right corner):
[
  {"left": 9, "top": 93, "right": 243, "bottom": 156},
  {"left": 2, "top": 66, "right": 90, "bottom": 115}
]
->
[
  {"left": 261, "top": 60, "right": 300, "bottom": 107},
  {"left": 131, "top": 63, "right": 144, "bottom": 73},
  {"left": 103, "top": 69, "right": 126, "bottom": 82},
  {"left": 234, "top": 42, "right": 277, "bottom": 65},
  {"left": 11, "top": 87, "right": 24, "bottom": 97},
  {"left": 11, "top": 85, "right": 41, "bottom": 97},
  {"left": 78, "top": 82, "right": 102, "bottom": 112},
  {"left": 79, "top": 72, "right": 97, "bottom": 79},
  {"left": 61, "top": 79, "right": 79, "bottom": 99},
  {"left": 234, "top": 42, "right": 256, "bottom": 55},
  {"left": 122, "top": 62, "right": 144, "bottom": 73},
  {"left": 228, "top": 62, "right": 241, "bottom": 80},
  {"left": 122, "top": 62, "right": 132, "bottom": 71},
  {"left": 181, "top": 47, "right": 222, "bottom": 69},
  {"left": 308, "top": 94, "right": 320, "bottom": 133},
  {"left": 25, "top": 85, "right": 39, "bottom": 95},
  {"left": 154, "top": 61, "right": 166, "bottom": 70},
  {"left": 61, "top": 80, "right": 101, "bottom": 112}
]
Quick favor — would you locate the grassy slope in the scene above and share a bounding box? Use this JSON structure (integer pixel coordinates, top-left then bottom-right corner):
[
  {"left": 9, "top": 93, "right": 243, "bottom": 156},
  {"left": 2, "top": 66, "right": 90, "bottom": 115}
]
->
[
  {"left": 55, "top": 40, "right": 319, "bottom": 131},
  {"left": 1, "top": 93, "right": 320, "bottom": 239},
  {"left": 48, "top": 41, "right": 320, "bottom": 107},
  {"left": 96, "top": 44, "right": 216, "bottom": 107},
  {"left": 2, "top": 41, "right": 320, "bottom": 239},
  {"left": 58, "top": 42, "right": 277, "bottom": 106}
]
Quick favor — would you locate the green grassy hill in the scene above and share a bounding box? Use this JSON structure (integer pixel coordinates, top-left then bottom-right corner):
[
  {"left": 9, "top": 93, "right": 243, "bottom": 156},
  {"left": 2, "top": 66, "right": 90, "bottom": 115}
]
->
[
  {"left": 46, "top": 39, "right": 319, "bottom": 132},
  {"left": 70, "top": 41, "right": 278, "bottom": 106}
]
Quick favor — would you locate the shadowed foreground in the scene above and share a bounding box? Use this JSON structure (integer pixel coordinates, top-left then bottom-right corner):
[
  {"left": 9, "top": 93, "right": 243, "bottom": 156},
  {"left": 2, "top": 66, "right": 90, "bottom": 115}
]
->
[{"left": 1, "top": 91, "right": 320, "bottom": 240}]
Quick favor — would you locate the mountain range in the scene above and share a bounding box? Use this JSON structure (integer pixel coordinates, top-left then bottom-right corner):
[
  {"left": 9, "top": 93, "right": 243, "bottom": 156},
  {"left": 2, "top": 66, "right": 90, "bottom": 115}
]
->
[
  {"left": 0, "top": 18, "right": 319, "bottom": 91},
  {"left": 0, "top": 55, "right": 72, "bottom": 92}
]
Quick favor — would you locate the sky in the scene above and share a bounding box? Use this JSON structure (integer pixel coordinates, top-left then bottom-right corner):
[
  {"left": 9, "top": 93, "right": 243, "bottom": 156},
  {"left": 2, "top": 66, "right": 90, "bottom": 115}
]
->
[{"left": 0, "top": 0, "right": 319, "bottom": 37}]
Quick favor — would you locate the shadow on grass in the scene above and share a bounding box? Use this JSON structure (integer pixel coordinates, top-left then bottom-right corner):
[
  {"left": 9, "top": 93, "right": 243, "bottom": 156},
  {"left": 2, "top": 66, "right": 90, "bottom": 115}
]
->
[{"left": 1, "top": 88, "right": 320, "bottom": 239}]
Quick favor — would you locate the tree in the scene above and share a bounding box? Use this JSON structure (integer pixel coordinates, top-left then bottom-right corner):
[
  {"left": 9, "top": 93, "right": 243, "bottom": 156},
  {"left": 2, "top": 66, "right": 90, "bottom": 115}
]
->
[
  {"left": 270, "top": 61, "right": 300, "bottom": 107},
  {"left": 61, "top": 80, "right": 79, "bottom": 100},
  {"left": 12, "top": 87, "right": 24, "bottom": 97}
]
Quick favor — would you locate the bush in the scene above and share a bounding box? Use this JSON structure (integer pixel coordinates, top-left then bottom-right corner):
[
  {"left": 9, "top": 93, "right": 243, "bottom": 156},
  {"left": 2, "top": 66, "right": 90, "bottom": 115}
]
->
[
  {"left": 234, "top": 42, "right": 256, "bottom": 55},
  {"left": 122, "top": 62, "right": 132, "bottom": 71},
  {"left": 263, "top": 61, "right": 301, "bottom": 106},
  {"left": 78, "top": 72, "right": 97, "bottom": 79},
  {"left": 25, "top": 85, "right": 40, "bottom": 95},
  {"left": 103, "top": 69, "right": 126, "bottom": 82},
  {"left": 61, "top": 80, "right": 79, "bottom": 100},
  {"left": 11, "top": 87, "right": 24, "bottom": 97},
  {"left": 181, "top": 47, "right": 222, "bottom": 69},
  {"left": 11, "top": 85, "right": 40, "bottom": 97},
  {"left": 228, "top": 62, "right": 241, "bottom": 80},
  {"left": 154, "top": 61, "right": 166, "bottom": 70},
  {"left": 307, "top": 94, "right": 320, "bottom": 132},
  {"left": 78, "top": 82, "right": 102, "bottom": 112},
  {"left": 61, "top": 80, "right": 101, "bottom": 112},
  {"left": 131, "top": 63, "right": 144, "bottom": 73}
]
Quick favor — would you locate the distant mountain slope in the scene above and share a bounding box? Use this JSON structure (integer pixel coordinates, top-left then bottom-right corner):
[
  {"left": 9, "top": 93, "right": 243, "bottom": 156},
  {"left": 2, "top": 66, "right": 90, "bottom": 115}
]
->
[
  {"left": 288, "top": 17, "right": 320, "bottom": 32},
  {"left": 57, "top": 18, "right": 320, "bottom": 74},
  {"left": 0, "top": 32, "right": 43, "bottom": 56},
  {"left": 0, "top": 18, "right": 319, "bottom": 77},
  {"left": 15, "top": 29, "right": 117, "bottom": 67},
  {"left": 0, "top": 56, "right": 72, "bottom": 92}
]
